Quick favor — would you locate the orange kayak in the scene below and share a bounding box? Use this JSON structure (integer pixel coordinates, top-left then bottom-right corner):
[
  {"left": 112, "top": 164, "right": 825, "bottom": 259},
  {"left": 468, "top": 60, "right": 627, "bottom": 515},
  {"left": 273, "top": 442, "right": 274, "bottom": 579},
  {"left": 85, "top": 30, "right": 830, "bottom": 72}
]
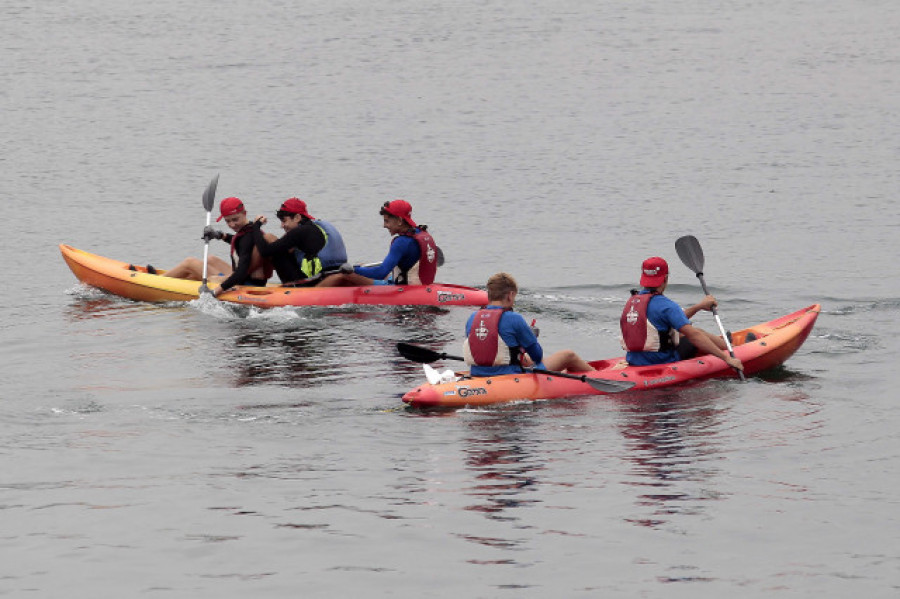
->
[
  {"left": 60, "top": 244, "right": 488, "bottom": 307},
  {"left": 402, "top": 304, "right": 820, "bottom": 408}
]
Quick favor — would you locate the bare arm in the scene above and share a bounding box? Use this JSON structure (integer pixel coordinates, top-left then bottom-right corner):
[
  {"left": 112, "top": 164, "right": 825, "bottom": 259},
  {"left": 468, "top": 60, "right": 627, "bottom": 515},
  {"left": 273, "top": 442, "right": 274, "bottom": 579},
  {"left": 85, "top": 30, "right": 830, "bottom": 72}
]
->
[{"left": 684, "top": 295, "right": 717, "bottom": 320}]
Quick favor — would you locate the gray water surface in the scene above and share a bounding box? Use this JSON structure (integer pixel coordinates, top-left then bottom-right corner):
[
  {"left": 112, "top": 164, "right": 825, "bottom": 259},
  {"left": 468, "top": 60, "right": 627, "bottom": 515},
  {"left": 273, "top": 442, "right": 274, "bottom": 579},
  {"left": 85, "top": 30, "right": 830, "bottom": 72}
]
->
[{"left": 3, "top": 1, "right": 899, "bottom": 597}]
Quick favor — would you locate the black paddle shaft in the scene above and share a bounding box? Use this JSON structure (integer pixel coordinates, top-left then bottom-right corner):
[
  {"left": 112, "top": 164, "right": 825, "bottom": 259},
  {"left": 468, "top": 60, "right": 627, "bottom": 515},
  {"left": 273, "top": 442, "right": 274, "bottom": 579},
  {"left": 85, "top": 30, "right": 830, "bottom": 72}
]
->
[{"left": 396, "top": 343, "right": 634, "bottom": 393}]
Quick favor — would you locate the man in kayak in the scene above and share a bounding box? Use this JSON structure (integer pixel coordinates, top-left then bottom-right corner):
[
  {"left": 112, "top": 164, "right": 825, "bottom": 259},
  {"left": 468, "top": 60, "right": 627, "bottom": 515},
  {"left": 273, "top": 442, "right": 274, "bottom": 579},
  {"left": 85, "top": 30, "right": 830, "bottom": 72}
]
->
[
  {"left": 463, "top": 272, "right": 594, "bottom": 377},
  {"left": 621, "top": 256, "right": 744, "bottom": 370},
  {"left": 250, "top": 198, "right": 348, "bottom": 287},
  {"left": 160, "top": 197, "right": 274, "bottom": 297},
  {"left": 316, "top": 199, "right": 439, "bottom": 287}
]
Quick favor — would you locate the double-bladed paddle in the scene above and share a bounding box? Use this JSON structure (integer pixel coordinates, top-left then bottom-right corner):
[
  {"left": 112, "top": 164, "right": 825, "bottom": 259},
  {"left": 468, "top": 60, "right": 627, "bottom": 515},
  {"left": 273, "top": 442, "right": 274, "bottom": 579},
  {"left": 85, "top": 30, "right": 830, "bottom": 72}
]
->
[
  {"left": 198, "top": 174, "right": 219, "bottom": 295},
  {"left": 674, "top": 235, "right": 745, "bottom": 381},
  {"left": 396, "top": 342, "right": 635, "bottom": 393}
]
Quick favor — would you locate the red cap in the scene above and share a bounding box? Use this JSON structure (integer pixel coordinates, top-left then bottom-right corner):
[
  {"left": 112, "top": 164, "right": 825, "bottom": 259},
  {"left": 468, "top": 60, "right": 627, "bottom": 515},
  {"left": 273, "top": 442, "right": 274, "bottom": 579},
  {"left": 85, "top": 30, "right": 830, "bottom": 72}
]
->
[
  {"left": 278, "top": 197, "right": 313, "bottom": 219},
  {"left": 381, "top": 199, "right": 416, "bottom": 228},
  {"left": 640, "top": 256, "right": 669, "bottom": 288},
  {"left": 216, "top": 197, "right": 245, "bottom": 221}
]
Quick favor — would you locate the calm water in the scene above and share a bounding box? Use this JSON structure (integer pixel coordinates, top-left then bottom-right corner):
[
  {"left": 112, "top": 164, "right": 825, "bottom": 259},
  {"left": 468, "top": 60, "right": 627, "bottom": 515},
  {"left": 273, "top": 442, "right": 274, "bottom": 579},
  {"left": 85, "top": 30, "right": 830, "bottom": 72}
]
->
[{"left": 3, "top": 1, "right": 899, "bottom": 596}]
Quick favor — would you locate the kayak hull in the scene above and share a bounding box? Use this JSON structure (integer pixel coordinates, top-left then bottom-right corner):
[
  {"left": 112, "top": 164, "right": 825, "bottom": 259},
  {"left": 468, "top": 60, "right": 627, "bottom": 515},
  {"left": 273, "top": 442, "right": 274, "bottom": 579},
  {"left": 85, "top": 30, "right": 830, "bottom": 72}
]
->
[
  {"left": 61, "top": 244, "right": 199, "bottom": 302},
  {"left": 402, "top": 304, "right": 820, "bottom": 408},
  {"left": 60, "top": 244, "right": 488, "bottom": 307}
]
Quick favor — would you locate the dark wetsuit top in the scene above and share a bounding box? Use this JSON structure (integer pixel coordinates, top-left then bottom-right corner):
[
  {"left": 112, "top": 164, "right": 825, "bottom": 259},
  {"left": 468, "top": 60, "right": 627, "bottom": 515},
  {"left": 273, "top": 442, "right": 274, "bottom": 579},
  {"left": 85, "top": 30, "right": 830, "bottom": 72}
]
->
[
  {"left": 220, "top": 226, "right": 267, "bottom": 290},
  {"left": 251, "top": 220, "right": 326, "bottom": 284}
]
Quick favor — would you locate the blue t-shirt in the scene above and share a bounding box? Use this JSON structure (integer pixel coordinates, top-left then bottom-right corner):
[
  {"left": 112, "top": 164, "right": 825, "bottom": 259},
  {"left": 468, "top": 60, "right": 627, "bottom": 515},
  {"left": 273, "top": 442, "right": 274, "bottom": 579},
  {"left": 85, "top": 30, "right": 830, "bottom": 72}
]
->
[
  {"left": 353, "top": 233, "right": 420, "bottom": 282},
  {"left": 465, "top": 306, "right": 544, "bottom": 376},
  {"left": 626, "top": 291, "right": 691, "bottom": 366}
]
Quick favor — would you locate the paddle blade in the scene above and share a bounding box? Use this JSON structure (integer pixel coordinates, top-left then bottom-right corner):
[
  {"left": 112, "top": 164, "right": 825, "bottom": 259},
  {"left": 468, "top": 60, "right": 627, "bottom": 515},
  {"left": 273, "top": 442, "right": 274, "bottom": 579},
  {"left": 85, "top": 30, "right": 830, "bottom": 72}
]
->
[
  {"left": 397, "top": 342, "right": 465, "bottom": 364},
  {"left": 583, "top": 377, "right": 636, "bottom": 393},
  {"left": 202, "top": 174, "right": 219, "bottom": 212},
  {"left": 675, "top": 235, "right": 705, "bottom": 274},
  {"left": 397, "top": 342, "right": 442, "bottom": 364}
]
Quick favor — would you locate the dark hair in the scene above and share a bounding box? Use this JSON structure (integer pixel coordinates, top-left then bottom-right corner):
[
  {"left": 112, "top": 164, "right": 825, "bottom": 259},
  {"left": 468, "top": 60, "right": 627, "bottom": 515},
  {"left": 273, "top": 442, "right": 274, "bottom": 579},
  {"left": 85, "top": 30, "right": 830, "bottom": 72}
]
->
[{"left": 276, "top": 210, "right": 308, "bottom": 222}]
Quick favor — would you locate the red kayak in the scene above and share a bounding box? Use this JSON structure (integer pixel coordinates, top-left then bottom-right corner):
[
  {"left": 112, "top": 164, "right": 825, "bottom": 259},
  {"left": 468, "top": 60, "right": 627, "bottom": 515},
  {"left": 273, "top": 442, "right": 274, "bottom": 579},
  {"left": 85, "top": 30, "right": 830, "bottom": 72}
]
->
[{"left": 402, "top": 304, "right": 820, "bottom": 408}]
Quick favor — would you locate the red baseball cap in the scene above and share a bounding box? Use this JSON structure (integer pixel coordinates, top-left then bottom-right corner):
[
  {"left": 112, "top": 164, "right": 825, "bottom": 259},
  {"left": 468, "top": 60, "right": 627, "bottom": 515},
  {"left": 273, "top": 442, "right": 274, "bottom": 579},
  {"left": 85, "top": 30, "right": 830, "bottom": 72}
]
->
[
  {"left": 381, "top": 199, "right": 416, "bottom": 228},
  {"left": 216, "top": 197, "right": 245, "bottom": 221},
  {"left": 640, "top": 256, "right": 669, "bottom": 288},
  {"left": 278, "top": 197, "right": 313, "bottom": 219}
]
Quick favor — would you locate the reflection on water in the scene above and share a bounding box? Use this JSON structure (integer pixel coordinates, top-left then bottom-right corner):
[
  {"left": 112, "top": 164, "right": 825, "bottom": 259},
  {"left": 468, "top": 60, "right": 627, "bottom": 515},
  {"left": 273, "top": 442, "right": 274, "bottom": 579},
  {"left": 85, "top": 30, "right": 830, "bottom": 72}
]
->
[
  {"left": 615, "top": 389, "right": 727, "bottom": 529},
  {"left": 221, "top": 306, "right": 448, "bottom": 388},
  {"left": 64, "top": 285, "right": 185, "bottom": 320},
  {"left": 62, "top": 286, "right": 458, "bottom": 395},
  {"left": 459, "top": 409, "right": 544, "bottom": 526}
]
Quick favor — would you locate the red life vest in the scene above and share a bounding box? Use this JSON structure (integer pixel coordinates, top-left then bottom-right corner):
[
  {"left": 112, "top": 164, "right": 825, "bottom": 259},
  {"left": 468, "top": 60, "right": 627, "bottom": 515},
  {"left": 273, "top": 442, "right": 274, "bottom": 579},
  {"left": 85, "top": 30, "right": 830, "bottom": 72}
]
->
[
  {"left": 395, "top": 229, "right": 438, "bottom": 285},
  {"left": 464, "top": 308, "right": 516, "bottom": 367},
  {"left": 620, "top": 293, "right": 676, "bottom": 352}
]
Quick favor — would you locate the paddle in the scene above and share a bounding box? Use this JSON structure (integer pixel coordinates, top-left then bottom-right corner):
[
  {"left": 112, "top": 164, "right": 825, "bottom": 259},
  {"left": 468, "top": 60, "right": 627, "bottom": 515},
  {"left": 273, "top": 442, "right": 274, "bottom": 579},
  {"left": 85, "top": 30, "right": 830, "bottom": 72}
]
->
[
  {"left": 674, "top": 235, "right": 745, "bottom": 381},
  {"left": 396, "top": 342, "right": 635, "bottom": 393},
  {"left": 358, "top": 247, "right": 445, "bottom": 270},
  {"left": 198, "top": 174, "right": 219, "bottom": 295}
]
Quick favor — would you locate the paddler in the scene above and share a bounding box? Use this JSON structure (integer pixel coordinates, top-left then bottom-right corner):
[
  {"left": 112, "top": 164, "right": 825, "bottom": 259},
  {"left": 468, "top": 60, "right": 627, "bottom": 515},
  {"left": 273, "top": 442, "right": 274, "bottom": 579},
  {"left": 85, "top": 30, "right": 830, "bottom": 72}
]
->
[
  {"left": 316, "top": 199, "right": 439, "bottom": 287},
  {"left": 159, "top": 197, "right": 275, "bottom": 297},
  {"left": 620, "top": 256, "right": 744, "bottom": 370},
  {"left": 250, "top": 197, "right": 348, "bottom": 287},
  {"left": 463, "top": 272, "right": 594, "bottom": 377}
]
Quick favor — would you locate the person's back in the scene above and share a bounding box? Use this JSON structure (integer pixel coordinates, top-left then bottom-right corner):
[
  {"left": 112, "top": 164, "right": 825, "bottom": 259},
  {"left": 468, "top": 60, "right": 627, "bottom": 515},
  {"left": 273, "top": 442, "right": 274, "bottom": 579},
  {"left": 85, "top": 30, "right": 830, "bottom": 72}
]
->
[
  {"left": 621, "top": 256, "right": 744, "bottom": 372},
  {"left": 312, "top": 218, "right": 348, "bottom": 273},
  {"left": 465, "top": 306, "right": 540, "bottom": 377},
  {"left": 463, "top": 272, "right": 593, "bottom": 377},
  {"left": 622, "top": 290, "right": 687, "bottom": 365}
]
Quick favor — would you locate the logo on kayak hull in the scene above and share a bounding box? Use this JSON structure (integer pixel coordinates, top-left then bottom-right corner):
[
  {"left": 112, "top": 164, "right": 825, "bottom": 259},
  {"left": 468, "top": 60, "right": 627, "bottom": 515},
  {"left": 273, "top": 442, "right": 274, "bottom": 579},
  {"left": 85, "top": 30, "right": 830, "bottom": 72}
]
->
[
  {"left": 437, "top": 291, "right": 466, "bottom": 303},
  {"left": 642, "top": 375, "right": 677, "bottom": 387},
  {"left": 456, "top": 386, "right": 487, "bottom": 398}
]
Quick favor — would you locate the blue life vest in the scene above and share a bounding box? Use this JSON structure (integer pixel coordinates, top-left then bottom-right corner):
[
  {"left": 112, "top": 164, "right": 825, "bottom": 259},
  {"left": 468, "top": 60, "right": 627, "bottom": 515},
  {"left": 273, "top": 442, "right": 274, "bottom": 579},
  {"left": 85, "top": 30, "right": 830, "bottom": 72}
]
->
[{"left": 294, "top": 219, "right": 348, "bottom": 273}]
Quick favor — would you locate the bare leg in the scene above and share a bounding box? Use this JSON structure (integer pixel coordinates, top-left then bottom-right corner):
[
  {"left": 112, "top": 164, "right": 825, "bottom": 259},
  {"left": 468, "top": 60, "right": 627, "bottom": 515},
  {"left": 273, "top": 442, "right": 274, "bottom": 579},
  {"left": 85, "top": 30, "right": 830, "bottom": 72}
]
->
[
  {"left": 542, "top": 349, "right": 595, "bottom": 373},
  {"left": 315, "top": 272, "right": 375, "bottom": 287},
  {"left": 163, "top": 256, "right": 231, "bottom": 280}
]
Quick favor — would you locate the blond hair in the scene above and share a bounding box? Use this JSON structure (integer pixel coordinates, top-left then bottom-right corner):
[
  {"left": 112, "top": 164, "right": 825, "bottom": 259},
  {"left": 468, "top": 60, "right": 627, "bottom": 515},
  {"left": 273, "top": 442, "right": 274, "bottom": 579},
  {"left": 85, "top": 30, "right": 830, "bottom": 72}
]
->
[{"left": 486, "top": 272, "right": 518, "bottom": 301}]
